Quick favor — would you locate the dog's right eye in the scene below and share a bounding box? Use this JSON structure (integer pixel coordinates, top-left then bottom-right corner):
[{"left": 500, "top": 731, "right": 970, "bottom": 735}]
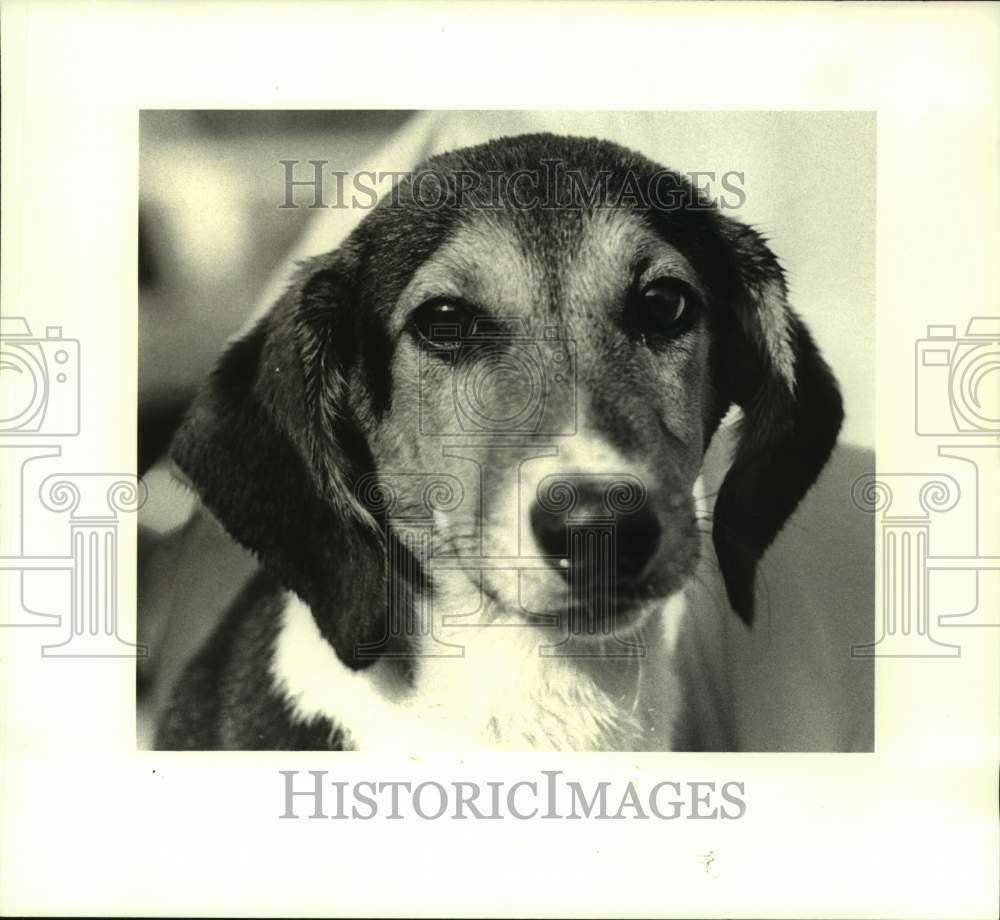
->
[{"left": 408, "top": 300, "right": 474, "bottom": 351}]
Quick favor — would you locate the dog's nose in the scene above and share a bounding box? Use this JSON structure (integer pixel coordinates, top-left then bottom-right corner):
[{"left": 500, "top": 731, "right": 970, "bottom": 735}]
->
[{"left": 529, "top": 487, "right": 662, "bottom": 583}]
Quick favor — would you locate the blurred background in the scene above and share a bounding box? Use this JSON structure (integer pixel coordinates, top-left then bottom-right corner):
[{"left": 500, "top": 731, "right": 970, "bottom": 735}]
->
[
  {"left": 139, "top": 110, "right": 414, "bottom": 472},
  {"left": 138, "top": 110, "right": 875, "bottom": 751}
]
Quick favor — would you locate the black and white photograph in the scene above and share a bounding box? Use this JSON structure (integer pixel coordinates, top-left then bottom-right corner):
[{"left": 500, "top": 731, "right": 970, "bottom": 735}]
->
[
  {"left": 137, "top": 110, "right": 876, "bottom": 753},
  {"left": 2, "top": 3, "right": 997, "bottom": 918}
]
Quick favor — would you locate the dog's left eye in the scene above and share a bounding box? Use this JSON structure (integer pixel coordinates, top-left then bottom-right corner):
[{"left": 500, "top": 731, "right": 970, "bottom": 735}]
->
[{"left": 634, "top": 278, "right": 700, "bottom": 338}]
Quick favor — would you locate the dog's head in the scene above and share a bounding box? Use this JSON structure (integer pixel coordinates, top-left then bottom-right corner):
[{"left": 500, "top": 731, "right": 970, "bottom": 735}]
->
[{"left": 172, "top": 133, "right": 843, "bottom": 668}]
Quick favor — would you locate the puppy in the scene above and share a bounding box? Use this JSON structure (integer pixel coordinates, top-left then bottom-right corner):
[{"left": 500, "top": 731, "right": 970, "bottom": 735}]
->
[{"left": 156, "top": 133, "right": 843, "bottom": 751}]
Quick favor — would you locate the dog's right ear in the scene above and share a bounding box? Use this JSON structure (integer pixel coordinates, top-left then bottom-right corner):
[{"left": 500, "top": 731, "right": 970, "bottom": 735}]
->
[
  {"left": 708, "top": 220, "right": 844, "bottom": 627},
  {"left": 170, "top": 257, "right": 389, "bottom": 668}
]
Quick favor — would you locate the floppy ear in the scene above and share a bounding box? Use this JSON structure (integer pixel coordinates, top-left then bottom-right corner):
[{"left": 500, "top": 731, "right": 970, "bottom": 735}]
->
[
  {"left": 170, "top": 256, "right": 392, "bottom": 668},
  {"left": 711, "top": 219, "right": 844, "bottom": 625}
]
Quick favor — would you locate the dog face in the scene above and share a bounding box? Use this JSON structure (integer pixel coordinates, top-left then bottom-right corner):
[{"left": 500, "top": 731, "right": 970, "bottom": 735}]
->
[
  {"left": 367, "top": 206, "right": 712, "bottom": 625},
  {"left": 173, "top": 133, "right": 843, "bottom": 668}
]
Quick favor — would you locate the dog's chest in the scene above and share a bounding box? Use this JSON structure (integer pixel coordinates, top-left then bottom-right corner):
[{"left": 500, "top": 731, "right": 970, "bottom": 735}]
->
[{"left": 269, "top": 593, "right": 685, "bottom": 751}]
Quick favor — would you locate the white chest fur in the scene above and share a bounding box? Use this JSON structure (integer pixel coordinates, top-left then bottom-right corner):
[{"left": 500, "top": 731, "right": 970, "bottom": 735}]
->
[{"left": 269, "top": 590, "right": 688, "bottom": 752}]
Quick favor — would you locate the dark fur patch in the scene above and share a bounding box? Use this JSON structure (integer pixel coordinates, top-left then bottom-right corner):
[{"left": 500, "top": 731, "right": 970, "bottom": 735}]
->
[
  {"left": 713, "top": 317, "right": 843, "bottom": 622},
  {"left": 156, "top": 571, "right": 349, "bottom": 750},
  {"left": 170, "top": 303, "right": 393, "bottom": 669}
]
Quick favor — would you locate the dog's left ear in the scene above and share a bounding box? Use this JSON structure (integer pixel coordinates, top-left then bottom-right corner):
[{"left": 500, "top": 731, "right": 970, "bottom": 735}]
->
[{"left": 711, "top": 218, "right": 844, "bottom": 625}]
